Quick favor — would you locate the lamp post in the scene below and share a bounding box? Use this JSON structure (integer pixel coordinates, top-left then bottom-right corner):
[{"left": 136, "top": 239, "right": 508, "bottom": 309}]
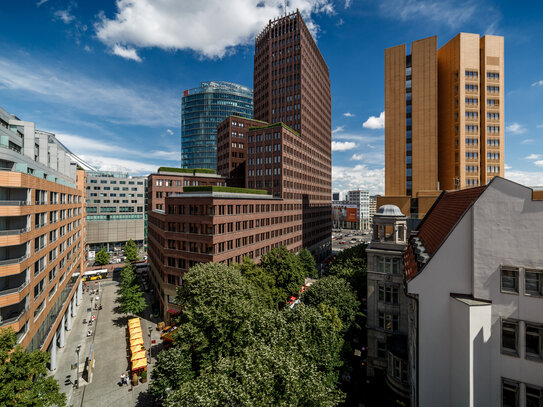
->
[
  {"left": 148, "top": 326, "right": 153, "bottom": 363},
  {"left": 75, "top": 345, "right": 81, "bottom": 389}
]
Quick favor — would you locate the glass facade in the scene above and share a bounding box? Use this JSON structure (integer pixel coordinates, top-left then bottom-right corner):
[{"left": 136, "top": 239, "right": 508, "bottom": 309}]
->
[{"left": 181, "top": 81, "right": 253, "bottom": 170}]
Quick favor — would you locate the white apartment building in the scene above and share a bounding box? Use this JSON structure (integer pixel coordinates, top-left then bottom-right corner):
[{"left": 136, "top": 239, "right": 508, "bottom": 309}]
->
[
  {"left": 346, "top": 189, "right": 370, "bottom": 229},
  {"left": 405, "top": 177, "right": 543, "bottom": 407}
]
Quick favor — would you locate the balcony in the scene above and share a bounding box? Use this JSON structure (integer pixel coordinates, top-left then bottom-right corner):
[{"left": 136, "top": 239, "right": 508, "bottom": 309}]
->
[
  {"left": 0, "top": 187, "right": 29, "bottom": 207},
  {"left": 0, "top": 243, "right": 28, "bottom": 266},
  {"left": 0, "top": 269, "right": 29, "bottom": 297},
  {"left": 0, "top": 297, "right": 29, "bottom": 327},
  {"left": 0, "top": 215, "right": 30, "bottom": 236}
]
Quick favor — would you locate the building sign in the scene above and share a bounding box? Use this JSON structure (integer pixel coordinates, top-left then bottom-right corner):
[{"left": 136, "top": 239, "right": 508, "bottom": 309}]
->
[{"left": 332, "top": 204, "right": 358, "bottom": 223}]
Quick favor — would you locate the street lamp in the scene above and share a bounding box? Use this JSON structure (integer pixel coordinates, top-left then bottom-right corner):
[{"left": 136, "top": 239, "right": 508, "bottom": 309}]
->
[
  {"left": 148, "top": 326, "right": 153, "bottom": 363},
  {"left": 75, "top": 345, "right": 81, "bottom": 389}
]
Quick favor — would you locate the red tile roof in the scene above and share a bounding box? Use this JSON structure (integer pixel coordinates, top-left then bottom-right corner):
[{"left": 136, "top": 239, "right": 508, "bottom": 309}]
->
[{"left": 405, "top": 186, "right": 487, "bottom": 281}]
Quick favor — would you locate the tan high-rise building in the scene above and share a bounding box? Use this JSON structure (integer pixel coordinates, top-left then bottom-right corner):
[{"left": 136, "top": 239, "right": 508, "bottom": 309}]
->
[{"left": 380, "top": 33, "right": 504, "bottom": 218}]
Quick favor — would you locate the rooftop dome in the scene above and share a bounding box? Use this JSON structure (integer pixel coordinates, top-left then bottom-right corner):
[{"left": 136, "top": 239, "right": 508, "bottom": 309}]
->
[{"left": 376, "top": 204, "right": 404, "bottom": 217}]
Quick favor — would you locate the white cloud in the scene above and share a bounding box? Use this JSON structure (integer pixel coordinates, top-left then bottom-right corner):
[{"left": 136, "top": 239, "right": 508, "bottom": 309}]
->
[
  {"left": 378, "top": 0, "right": 476, "bottom": 28},
  {"left": 0, "top": 56, "right": 178, "bottom": 127},
  {"left": 79, "top": 155, "right": 158, "bottom": 175},
  {"left": 332, "top": 141, "right": 356, "bottom": 151},
  {"left": 112, "top": 44, "right": 142, "bottom": 62},
  {"left": 532, "top": 80, "right": 543, "bottom": 87},
  {"left": 54, "top": 9, "right": 75, "bottom": 24},
  {"left": 363, "top": 112, "right": 385, "bottom": 129},
  {"left": 56, "top": 133, "right": 179, "bottom": 162},
  {"left": 84, "top": 45, "right": 92, "bottom": 52},
  {"left": 537, "top": 124, "right": 543, "bottom": 128},
  {"left": 345, "top": 0, "right": 352, "bottom": 8},
  {"left": 525, "top": 154, "right": 542, "bottom": 160},
  {"left": 36, "top": 0, "right": 48, "bottom": 6},
  {"left": 333, "top": 132, "right": 383, "bottom": 143},
  {"left": 95, "top": 0, "right": 334, "bottom": 60},
  {"left": 333, "top": 164, "right": 384, "bottom": 195},
  {"left": 332, "top": 125, "right": 344, "bottom": 134},
  {"left": 504, "top": 163, "right": 512, "bottom": 170},
  {"left": 343, "top": 112, "right": 355, "bottom": 117},
  {"left": 534, "top": 161, "right": 543, "bottom": 168},
  {"left": 166, "top": 129, "right": 174, "bottom": 135},
  {"left": 506, "top": 122, "right": 526, "bottom": 135},
  {"left": 521, "top": 139, "right": 535, "bottom": 145},
  {"left": 351, "top": 153, "right": 364, "bottom": 160},
  {"left": 505, "top": 169, "right": 543, "bottom": 188}
]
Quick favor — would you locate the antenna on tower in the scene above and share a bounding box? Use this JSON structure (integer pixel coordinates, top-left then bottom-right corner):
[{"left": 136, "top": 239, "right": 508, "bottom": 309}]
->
[{"left": 284, "top": 0, "right": 287, "bottom": 16}]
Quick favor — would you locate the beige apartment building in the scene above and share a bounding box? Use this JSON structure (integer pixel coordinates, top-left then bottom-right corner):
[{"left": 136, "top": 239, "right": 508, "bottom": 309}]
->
[
  {"left": 0, "top": 107, "right": 86, "bottom": 371},
  {"left": 380, "top": 33, "right": 504, "bottom": 218}
]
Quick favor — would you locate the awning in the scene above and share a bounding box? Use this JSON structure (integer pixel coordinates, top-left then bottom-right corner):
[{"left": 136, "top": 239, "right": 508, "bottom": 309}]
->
[
  {"left": 129, "top": 327, "right": 142, "bottom": 335},
  {"left": 129, "top": 319, "right": 141, "bottom": 327},
  {"left": 131, "top": 358, "right": 147, "bottom": 371},
  {"left": 131, "top": 350, "right": 147, "bottom": 361},
  {"left": 130, "top": 333, "right": 143, "bottom": 341},
  {"left": 130, "top": 344, "right": 145, "bottom": 354},
  {"left": 129, "top": 317, "right": 140, "bottom": 324},
  {"left": 130, "top": 337, "right": 144, "bottom": 347}
]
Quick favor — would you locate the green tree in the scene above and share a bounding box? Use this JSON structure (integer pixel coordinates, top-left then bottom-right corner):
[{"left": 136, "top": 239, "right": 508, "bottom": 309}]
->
[
  {"left": 235, "top": 257, "right": 275, "bottom": 309},
  {"left": 301, "top": 276, "right": 360, "bottom": 332},
  {"left": 165, "top": 342, "right": 344, "bottom": 407},
  {"left": 260, "top": 246, "right": 305, "bottom": 306},
  {"left": 0, "top": 328, "right": 66, "bottom": 407},
  {"left": 94, "top": 248, "right": 110, "bottom": 266},
  {"left": 120, "top": 264, "right": 137, "bottom": 293},
  {"left": 150, "top": 346, "right": 194, "bottom": 401},
  {"left": 119, "top": 284, "right": 147, "bottom": 315},
  {"left": 297, "top": 247, "right": 318, "bottom": 278},
  {"left": 328, "top": 243, "right": 368, "bottom": 303},
  {"left": 174, "top": 262, "right": 263, "bottom": 371},
  {"left": 123, "top": 239, "right": 138, "bottom": 262}
]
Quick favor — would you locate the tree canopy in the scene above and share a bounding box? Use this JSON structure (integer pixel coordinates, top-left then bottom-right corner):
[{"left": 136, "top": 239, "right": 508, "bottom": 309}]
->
[
  {"left": 123, "top": 239, "right": 138, "bottom": 262},
  {"left": 297, "top": 247, "right": 318, "bottom": 278},
  {"left": 301, "top": 276, "right": 360, "bottom": 333},
  {"left": 0, "top": 328, "right": 66, "bottom": 407},
  {"left": 118, "top": 264, "right": 146, "bottom": 315},
  {"left": 94, "top": 248, "right": 110, "bottom": 266},
  {"left": 259, "top": 247, "right": 305, "bottom": 306},
  {"left": 151, "top": 261, "right": 345, "bottom": 406}
]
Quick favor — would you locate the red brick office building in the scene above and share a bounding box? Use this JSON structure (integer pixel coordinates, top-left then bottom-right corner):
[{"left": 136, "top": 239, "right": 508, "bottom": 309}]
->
[{"left": 148, "top": 11, "right": 332, "bottom": 322}]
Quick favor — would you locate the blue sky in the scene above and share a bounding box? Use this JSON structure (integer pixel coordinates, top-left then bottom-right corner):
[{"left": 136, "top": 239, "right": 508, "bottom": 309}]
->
[{"left": 1, "top": 0, "right": 543, "bottom": 195}]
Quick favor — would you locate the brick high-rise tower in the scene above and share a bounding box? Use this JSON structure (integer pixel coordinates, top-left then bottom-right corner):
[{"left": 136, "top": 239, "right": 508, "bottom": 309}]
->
[{"left": 253, "top": 10, "right": 332, "bottom": 252}]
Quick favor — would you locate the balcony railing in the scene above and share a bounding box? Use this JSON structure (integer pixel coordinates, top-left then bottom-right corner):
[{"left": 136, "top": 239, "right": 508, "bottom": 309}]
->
[
  {"left": 0, "top": 280, "right": 29, "bottom": 297},
  {"left": 0, "top": 200, "right": 28, "bottom": 206},
  {"left": 0, "top": 253, "right": 29, "bottom": 266},
  {"left": 0, "top": 305, "right": 28, "bottom": 327},
  {"left": 0, "top": 227, "right": 30, "bottom": 236}
]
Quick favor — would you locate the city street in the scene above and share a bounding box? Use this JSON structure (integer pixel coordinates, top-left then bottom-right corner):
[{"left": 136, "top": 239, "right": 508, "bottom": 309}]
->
[{"left": 53, "top": 275, "right": 158, "bottom": 407}]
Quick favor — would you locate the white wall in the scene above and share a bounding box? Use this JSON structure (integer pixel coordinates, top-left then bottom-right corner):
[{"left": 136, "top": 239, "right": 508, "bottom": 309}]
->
[{"left": 408, "top": 209, "right": 473, "bottom": 406}]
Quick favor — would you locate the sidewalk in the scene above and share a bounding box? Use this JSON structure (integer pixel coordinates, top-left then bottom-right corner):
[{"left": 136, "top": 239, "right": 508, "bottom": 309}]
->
[{"left": 53, "top": 277, "right": 158, "bottom": 407}]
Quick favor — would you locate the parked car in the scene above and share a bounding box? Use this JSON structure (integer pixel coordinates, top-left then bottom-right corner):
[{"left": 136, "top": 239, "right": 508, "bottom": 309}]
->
[{"left": 339, "top": 241, "right": 346, "bottom": 244}]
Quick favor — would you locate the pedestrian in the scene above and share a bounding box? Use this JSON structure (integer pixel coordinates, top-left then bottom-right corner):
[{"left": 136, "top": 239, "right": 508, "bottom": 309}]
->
[{"left": 120, "top": 373, "right": 125, "bottom": 385}]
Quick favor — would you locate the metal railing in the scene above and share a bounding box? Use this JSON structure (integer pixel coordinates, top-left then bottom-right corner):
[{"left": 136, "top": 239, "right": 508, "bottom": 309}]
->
[
  {"left": 0, "top": 280, "right": 29, "bottom": 297},
  {"left": 0, "top": 254, "right": 29, "bottom": 266},
  {"left": 0, "top": 227, "right": 30, "bottom": 236},
  {"left": 0, "top": 200, "right": 28, "bottom": 206},
  {"left": 0, "top": 306, "right": 28, "bottom": 327}
]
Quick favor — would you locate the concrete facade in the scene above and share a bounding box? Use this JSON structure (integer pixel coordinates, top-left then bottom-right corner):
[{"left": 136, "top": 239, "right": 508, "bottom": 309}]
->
[
  {"left": 406, "top": 177, "right": 543, "bottom": 406},
  {"left": 85, "top": 171, "right": 147, "bottom": 252},
  {"left": 346, "top": 189, "right": 371, "bottom": 229}
]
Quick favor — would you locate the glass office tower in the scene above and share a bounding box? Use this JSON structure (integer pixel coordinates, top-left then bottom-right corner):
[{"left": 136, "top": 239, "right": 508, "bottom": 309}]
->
[{"left": 181, "top": 81, "right": 253, "bottom": 170}]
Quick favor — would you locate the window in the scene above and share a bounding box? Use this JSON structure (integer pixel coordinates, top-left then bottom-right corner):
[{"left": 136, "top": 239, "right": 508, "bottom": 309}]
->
[
  {"left": 377, "top": 341, "right": 387, "bottom": 358},
  {"left": 501, "top": 320, "right": 519, "bottom": 356},
  {"left": 525, "top": 324, "right": 542, "bottom": 360},
  {"left": 501, "top": 266, "right": 519, "bottom": 293},
  {"left": 378, "top": 312, "right": 399, "bottom": 332},
  {"left": 502, "top": 379, "right": 519, "bottom": 407},
  {"left": 525, "top": 269, "right": 543, "bottom": 296},
  {"left": 526, "top": 385, "right": 543, "bottom": 407},
  {"left": 378, "top": 284, "right": 399, "bottom": 304},
  {"left": 377, "top": 257, "right": 400, "bottom": 274}
]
